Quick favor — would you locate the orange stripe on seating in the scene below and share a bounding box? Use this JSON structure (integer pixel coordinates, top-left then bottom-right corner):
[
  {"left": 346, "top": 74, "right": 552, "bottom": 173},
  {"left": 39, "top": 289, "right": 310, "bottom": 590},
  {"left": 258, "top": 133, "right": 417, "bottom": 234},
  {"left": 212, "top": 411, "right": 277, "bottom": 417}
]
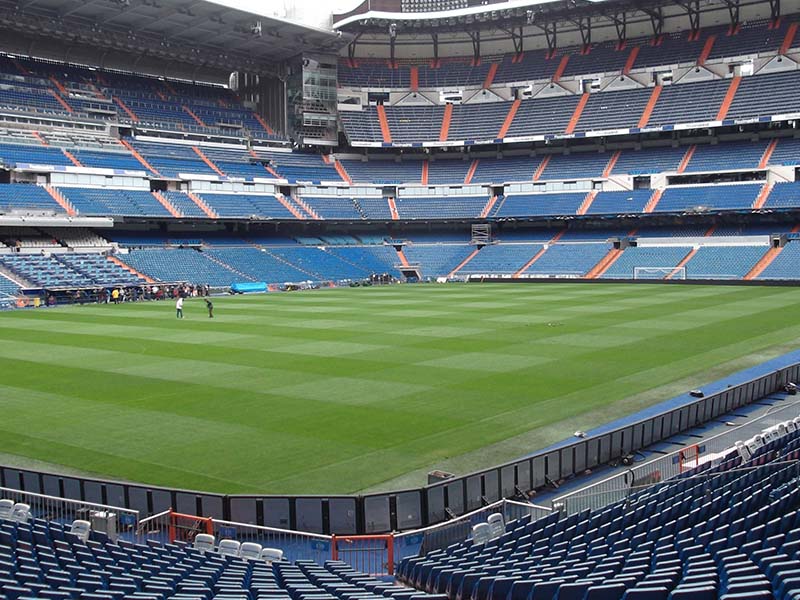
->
[
  {"left": 388, "top": 197, "right": 399, "bottom": 220},
  {"left": 439, "top": 103, "right": 453, "bottom": 142},
  {"left": 448, "top": 248, "right": 481, "bottom": 278},
  {"left": 253, "top": 113, "right": 275, "bottom": 135},
  {"left": 745, "top": 245, "right": 783, "bottom": 280},
  {"left": 644, "top": 189, "right": 663, "bottom": 213},
  {"left": 31, "top": 132, "right": 48, "bottom": 146},
  {"left": 275, "top": 194, "right": 306, "bottom": 220},
  {"left": 677, "top": 145, "right": 696, "bottom": 174},
  {"left": 182, "top": 106, "right": 207, "bottom": 127},
  {"left": 192, "top": 146, "right": 225, "bottom": 176},
  {"left": 667, "top": 248, "right": 698, "bottom": 279},
  {"left": 602, "top": 151, "right": 621, "bottom": 177},
  {"left": 465, "top": 159, "right": 479, "bottom": 184},
  {"left": 108, "top": 255, "right": 156, "bottom": 283},
  {"left": 152, "top": 191, "right": 182, "bottom": 218},
  {"left": 585, "top": 248, "right": 622, "bottom": 279},
  {"left": 119, "top": 139, "right": 161, "bottom": 177},
  {"left": 480, "top": 195, "right": 498, "bottom": 218},
  {"left": 552, "top": 55, "right": 570, "bottom": 83},
  {"left": 44, "top": 185, "right": 76, "bottom": 216},
  {"left": 334, "top": 160, "right": 352, "bottom": 184},
  {"left": 637, "top": 85, "right": 662, "bottom": 128},
  {"left": 396, "top": 247, "right": 409, "bottom": 266},
  {"left": 533, "top": 155, "right": 550, "bottom": 181},
  {"left": 410, "top": 66, "right": 419, "bottom": 91},
  {"left": 781, "top": 22, "right": 798, "bottom": 54},
  {"left": 62, "top": 150, "right": 82, "bottom": 167},
  {"left": 623, "top": 46, "right": 640, "bottom": 74},
  {"left": 715, "top": 76, "right": 740, "bottom": 121},
  {"left": 421, "top": 160, "right": 428, "bottom": 185},
  {"left": 576, "top": 190, "right": 598, "bottom": 215},
  {"left": 759, "top": 139, "right": 778, "bottom": 169},
  {"left": 49, "top": 89, "right": 73, "bottom": 113},
  {"left": 113, "top": 96, "right": 139, "bottom": 122},
  {"left": 753, "top": 182, "right": 774, "bottom": 209},
  {"left": 697, "top": 34, "right": 716, "bottom": 66},
  {"left": 483, "top": 63, "right": 498, "bottom": 88},
  {"left": 186, "top": 192, "right": 218, "bottom": 218},
  {"left": 377, "top": 104, "right": 392, "bottom": 143},
  {"left": 565, "top": 93, "right": 589, "bottom": 134},
  {"left": 498, "top": 99, "right": 521, "bottom": 139}
]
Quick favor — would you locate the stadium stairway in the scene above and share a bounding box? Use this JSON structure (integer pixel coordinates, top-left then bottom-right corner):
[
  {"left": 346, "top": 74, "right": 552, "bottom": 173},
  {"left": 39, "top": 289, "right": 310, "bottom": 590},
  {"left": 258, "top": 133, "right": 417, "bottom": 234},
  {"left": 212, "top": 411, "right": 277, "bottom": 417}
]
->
[
  {"left": 186, "top": 192, "right": 219, "bottom": 219},
  {"left": 510, "top": 230, "right": 567, "bottom": 277},
  {"left": 43, "top": 185, "right": 76, "bottom": 216},
  {"left": 108, "top": 255, "right": 156, "bottom": 283},
  {"left": 667, "top": 247, "right": 698, "bottom": 279},
  {"left": 447, "top": 248, "right": 481, "bottom": 278},
  {"left": 440, "top": 104, "right": 453, "bottom": 142},
  {"left": 151, "top": 192, "right": 182, "bottom": 218},
  {"left": 585, "top": 247, "right": 623, "bottom": 279},
  {"left": 118, "top": 140, "right": 160, "bottom": 176},
  {"left": 745, "top": 246, "right": 784, "bottom": 280},
  {"left": 192, "top": 147, "right": 225, "bottom": 176}
]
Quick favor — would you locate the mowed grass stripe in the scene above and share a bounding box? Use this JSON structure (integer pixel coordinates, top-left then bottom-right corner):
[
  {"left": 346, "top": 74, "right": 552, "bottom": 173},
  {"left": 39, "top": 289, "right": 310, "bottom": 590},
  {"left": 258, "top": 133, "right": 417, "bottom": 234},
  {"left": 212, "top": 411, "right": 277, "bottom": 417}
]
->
[{"left": 0, "top": 283, "right": 798, "bottom": 494}]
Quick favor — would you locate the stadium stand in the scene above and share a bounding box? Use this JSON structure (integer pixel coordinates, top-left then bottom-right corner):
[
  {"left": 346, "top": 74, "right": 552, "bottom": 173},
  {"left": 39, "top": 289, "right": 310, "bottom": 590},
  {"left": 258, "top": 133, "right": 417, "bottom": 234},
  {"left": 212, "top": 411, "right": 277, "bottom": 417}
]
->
[{"left": 396, "top": 413, "right": 800, "bottom": 600}]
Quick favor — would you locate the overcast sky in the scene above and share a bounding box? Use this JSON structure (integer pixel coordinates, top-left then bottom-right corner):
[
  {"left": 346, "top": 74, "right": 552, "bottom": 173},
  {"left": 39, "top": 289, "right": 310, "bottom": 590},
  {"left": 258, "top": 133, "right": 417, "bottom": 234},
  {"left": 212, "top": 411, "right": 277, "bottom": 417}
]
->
[{"left": 207, "top": 0, "right": 361, "bottom": 29}]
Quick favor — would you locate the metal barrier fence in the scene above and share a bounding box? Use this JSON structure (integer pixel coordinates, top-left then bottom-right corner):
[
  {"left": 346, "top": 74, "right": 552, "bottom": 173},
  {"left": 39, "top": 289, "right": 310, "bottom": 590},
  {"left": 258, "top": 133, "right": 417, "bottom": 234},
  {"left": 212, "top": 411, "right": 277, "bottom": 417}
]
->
[
  {"left": 552, "top": 398, "right": 800, "bottom": 514},
  {"left": 0, "top": 485, "right": 139, "bottom": 541},
  {"left": 1, "top": 362, "right": 797, "bottom": 535},
  {"left": 332, "top": 535, "right": 394, "bottom": 576}
]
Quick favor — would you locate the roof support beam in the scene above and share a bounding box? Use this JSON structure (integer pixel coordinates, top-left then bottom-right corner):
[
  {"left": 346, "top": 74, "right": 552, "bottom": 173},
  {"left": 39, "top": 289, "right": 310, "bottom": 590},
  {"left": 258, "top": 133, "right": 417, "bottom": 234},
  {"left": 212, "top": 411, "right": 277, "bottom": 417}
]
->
[
  {"left": 643, "top": 7, "right": 664, "bottom": 38},
  {"left": 770, "top": 0, "right": 781, "bottom": 21},
  {"left": 574, "top": 16, "right": 591, "bottom": 48},
  {"left": 431, "top": 32, "right": 439, "bottom": 66},
  {"left": 722, "top": 0, "right": 740, "bottom": 28},
  {"left": 540, "top": 21, "right": 557, "bottom": 56},
  {"left": 611, "top": 12, "right": 627, "bottom": 46},
  {"left": 468, "top": 30, "right": 480, "bottom": 64},
  {"left": 501, "top": 26, "right": 524, "bottom": 56},
  {"left": 677, "top": 0, "right": 701, "bottom": 35},
  {"left": 347, "top": 32, "right": 362, "bottom": 63}
]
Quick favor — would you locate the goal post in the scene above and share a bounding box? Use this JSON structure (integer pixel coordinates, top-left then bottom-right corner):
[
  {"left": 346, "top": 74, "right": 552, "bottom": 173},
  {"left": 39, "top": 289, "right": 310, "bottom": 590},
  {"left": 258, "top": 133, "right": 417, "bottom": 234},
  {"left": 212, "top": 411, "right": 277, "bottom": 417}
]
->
[
  {"left": 331, "top": 534, "right": 395, "bottom": 575},
  {"left": 633, "top": 266, "right": 686, "bottom": 280}
]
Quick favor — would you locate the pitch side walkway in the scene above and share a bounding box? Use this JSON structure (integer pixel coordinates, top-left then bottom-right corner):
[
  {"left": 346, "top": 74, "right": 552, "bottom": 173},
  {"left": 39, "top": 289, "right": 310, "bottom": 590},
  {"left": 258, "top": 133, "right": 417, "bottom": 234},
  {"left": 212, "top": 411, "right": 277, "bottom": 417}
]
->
[{"left": 530, "top": 349, "right": 800, "bottom": 504}]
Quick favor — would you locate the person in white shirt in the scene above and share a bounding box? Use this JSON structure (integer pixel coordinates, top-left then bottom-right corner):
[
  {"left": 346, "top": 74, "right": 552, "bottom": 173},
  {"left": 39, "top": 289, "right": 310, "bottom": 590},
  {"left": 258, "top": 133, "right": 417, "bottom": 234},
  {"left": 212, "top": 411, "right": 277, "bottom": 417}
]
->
[{"left": 176, "top": 296, "right": 184, "bottom": 319}]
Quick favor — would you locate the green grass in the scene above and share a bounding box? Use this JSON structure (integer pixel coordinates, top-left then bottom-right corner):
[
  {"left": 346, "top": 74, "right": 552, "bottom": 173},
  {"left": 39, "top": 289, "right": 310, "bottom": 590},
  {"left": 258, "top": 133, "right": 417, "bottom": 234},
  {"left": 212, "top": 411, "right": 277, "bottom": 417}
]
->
[{"left": 1, "top": 282, "right": 800, "bottom": 495}]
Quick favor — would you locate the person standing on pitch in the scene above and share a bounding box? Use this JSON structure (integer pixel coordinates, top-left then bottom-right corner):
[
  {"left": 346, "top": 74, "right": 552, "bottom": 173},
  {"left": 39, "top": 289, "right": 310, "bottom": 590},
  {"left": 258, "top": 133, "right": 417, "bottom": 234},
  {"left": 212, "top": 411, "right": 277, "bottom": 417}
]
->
[
  {"left": 176, "top": 296, "right": 184, "bottom": 319},
  {"left": 205, "top": 298, "right": 214, "bottom": 318}
]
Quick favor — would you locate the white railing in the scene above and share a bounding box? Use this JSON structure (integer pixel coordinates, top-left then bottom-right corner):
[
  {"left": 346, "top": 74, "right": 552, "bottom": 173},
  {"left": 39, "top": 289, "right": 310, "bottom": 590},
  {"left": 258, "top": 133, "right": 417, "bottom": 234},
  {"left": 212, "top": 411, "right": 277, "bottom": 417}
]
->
[
  {"left": 0, "top": 485, "right": 139, "bottom": 540},
  {"left": 393, "top": 498, "right": 551, "bottom": 564},
  {"left": 212, "top": 519, "right": 332, "bottom": 565},
  {"left": 552, "top": 400, "right": 800, "bottom": 514}
]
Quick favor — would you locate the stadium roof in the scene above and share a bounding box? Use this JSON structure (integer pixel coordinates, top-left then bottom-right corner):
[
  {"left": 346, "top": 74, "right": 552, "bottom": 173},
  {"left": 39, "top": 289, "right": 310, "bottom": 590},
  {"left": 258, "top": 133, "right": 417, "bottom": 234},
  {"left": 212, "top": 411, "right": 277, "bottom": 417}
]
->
[
  {"left": 0, "top": 0, "right": 349, "bottom": 80},
  {"left": 332, "top": 0, "right": 756, "bottom": 34}
]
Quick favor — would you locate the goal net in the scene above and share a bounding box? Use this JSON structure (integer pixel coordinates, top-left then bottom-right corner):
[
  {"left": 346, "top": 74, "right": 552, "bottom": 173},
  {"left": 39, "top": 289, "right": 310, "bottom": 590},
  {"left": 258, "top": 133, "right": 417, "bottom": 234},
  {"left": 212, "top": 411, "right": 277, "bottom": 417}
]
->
[{"left": 633, "top": 266, "right": 686, "bottom": 280}]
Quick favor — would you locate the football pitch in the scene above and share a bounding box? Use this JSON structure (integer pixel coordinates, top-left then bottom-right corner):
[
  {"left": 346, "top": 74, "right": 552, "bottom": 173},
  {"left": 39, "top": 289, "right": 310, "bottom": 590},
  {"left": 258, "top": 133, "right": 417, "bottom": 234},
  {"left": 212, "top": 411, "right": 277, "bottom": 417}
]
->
[{"left": 1, "top": 282, "right": 800, "bottom": 496}]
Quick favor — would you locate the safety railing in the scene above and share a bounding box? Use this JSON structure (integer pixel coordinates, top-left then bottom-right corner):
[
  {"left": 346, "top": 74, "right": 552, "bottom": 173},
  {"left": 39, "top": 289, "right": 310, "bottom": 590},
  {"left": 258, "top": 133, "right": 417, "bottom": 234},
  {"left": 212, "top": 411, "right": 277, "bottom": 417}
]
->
[
  {"left": 0, "top": 485, "right": 139, "bottom": 540},
  {"left": 211, "top": 518, "right": 332, "bottom": 565},
  {"left": 393, "top": 498, "right": 550, "bottom": 564},
  {"left": 552, "top": 399, "right": 800, "bottom": 514}
]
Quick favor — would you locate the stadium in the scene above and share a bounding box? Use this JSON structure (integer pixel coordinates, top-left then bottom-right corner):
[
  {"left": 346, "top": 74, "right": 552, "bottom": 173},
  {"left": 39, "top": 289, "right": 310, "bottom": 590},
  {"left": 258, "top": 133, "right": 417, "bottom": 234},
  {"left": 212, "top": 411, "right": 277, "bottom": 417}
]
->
[{"left": 1, "top": 0, "right": 800, "bottom": 597}]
